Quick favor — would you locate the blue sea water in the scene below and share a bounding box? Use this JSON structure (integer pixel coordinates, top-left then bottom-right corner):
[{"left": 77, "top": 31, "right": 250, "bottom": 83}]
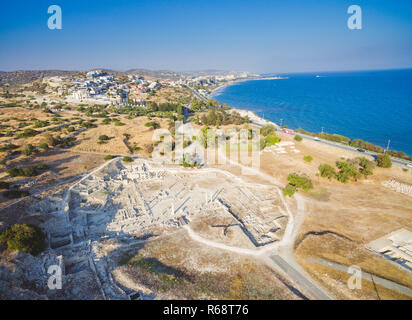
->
[{"left": 212, "top": 69, "right": 412, "bottom": 155}]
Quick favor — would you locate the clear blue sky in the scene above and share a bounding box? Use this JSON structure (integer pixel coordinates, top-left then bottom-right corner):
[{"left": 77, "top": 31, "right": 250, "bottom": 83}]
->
[{"left": 0, "top": 0, "right": 411, "bottom": 73}]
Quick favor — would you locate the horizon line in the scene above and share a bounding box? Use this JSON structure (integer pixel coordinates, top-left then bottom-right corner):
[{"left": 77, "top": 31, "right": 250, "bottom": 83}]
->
[{"left": 1, "top": 66, "right": 412, "bottom": 75}]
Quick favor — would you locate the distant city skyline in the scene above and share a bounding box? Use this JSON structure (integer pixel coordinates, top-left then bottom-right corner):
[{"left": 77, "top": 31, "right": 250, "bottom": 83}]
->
[{"left": 1, "top": 0, "right": 411, "bottom": 73}]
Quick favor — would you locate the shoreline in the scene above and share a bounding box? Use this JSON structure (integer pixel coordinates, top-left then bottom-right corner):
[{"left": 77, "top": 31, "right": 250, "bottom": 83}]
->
[
  {"left": 208, "top": 76, "right": 287, "bottom": 98},
  {"left": 208, "top": 80, "right": 412, "bottom": 164}
]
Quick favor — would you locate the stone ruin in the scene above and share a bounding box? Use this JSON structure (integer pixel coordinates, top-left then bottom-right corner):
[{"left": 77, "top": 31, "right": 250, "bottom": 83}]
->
[{"left": 1, "top": 158, "right": 290, "bottom": 299}]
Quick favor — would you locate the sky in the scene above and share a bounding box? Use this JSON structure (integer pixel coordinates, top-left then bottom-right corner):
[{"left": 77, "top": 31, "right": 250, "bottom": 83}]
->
[{"left": 0, "top": 0, "right": 411, "bottom": 73}]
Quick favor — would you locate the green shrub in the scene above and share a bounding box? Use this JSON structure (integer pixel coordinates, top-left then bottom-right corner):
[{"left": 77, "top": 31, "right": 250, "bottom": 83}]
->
[
  {"left": 0, "top": 181, "right": 10, "bottom": 189},
  {"left": 38, "top": 142, "right": 49, "bottom": 150},
  {"left": 6, "top": 167, "right": 37, "bottom": 177},
  {"left": 60, "top": 137, "right": 76, "bottom": 147},
  {"left": 336, "top": 160, "right": 361, "bottom": 183},
  {"left": 114, "top": 120, "right": 125, "bottom": 126},
  {"left": 18, "top": 128, "right": 40, "bottom": 138},
  {"left": 294, "top": 135, "right": 303, "bottom": 142},
  {"left": 303, "top": 155, "right": 313, "bottom": 162},
  {"left": 79, "top": 120, "right": 97, "bottom": 129},
  {"left": 22, "top": 144, "right": 35, "bottom": 156},
  {"left": 259, "top": 139, "right": 266, "bottom": 150},
  {"left": 357, "top": 157, "right": 375, "bottom": 176},
  {"left": 98, "top": 135, "right": 110, "bottom": 141},
  {"left": 264, "top": 133, "right": 280, "bottom": 146},
  {"left": 35, "top": 164, "right": 48, "bottom": 170},
  {"left": 0, "top": 144, "right": 19, "bottom": 152},
  {"left": 318, "top": 164, "right": 336, "bottom": 180},
  {"left": 0, "top": 224, "right": 45, "bottom": 256},
  {"left": 144, "top": 121, "right": 160, "bottom": 129},
  {"left": 122, "top": 156, "right": 132, "bottom": 162},
  {"left": 261, "top": 124, "right": 276, "bottom": 137},
  {"left": 104, "top": 155, "right": 114, "bottom": 161},
  {"left": 183, "top": 140, "right": 192, "bottom": 148},
  {"left": 283, "top": 184, "right": 296, "bottom": 197},
  {"left": 33, "top": 120, "right": 49, "bottom": 128},
  {"left": 287, "top": 173, "right": 313, "bottom": 191},
  {"left": 180, "top": 154, "right": 197, "bottom": 167},
  {"left": 3, "top": 189, "right": 29, "bottom": 199},
  {"left": 376, "top": 153, "right": 392, "bottom": 168}
]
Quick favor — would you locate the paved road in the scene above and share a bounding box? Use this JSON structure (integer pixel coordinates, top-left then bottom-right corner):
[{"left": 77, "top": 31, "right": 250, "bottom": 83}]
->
[
  {"left": 185, "top": 85, "right": 208, "bottom": 103},
  {"left": 306, "top": 258, "right": 412, "bottom": 298},
  {"left": 250, "top": 120, "right": 412, "bottom": 168},
  {"left": 297, "top": 132, "right": 412, "bottom": 168},
  {"left": 270, "top": 255, "right": 331, "bottom": 300}
]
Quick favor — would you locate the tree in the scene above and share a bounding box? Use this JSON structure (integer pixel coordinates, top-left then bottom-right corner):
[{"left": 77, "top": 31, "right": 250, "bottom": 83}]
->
[
  {"left": 122, "top": 156, "right": 132, "bottom": 162},
  {"left": 283, "top": 184, "right": 296, "bottom": 197},
  {"left": 318, "top": 164, "right": 336, "bottom": 180},
  {"left": 336, "top": 160, "right": 361, "bottom": 183},
  {"left": 287, "top": 173, "right": 313, "bottom": 191},
  {"left": 294, "top": 135, "right": 303, "bottom": 142},
  {"left": 261, "top": 124, "right": 275, "bottom": 137},
  {"left": 376, "top": 153, "right": 392, "bottom": 168},
  {"left": 7, "top": 167, "right": 37, "bottom": 177},
  {"left": 0, "top": 224, "right": 46, "bottom": 256},
  {"left": 357, "top": 157, "right": 375, "bottom": 176}
]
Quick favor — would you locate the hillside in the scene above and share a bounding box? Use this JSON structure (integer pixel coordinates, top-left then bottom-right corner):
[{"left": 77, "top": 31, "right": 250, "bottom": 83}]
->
[{"left": 0, "top": 70, "right": 78, "bottom": 86}]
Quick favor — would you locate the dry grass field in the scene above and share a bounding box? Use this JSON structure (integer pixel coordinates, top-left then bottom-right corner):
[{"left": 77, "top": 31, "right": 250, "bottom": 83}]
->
[
  {"left": 72, "top": 115, "right": 170, "bottom": 156},
  {"left": 254, "top": 133, "right": 412, "bottom": 299},
  {"left": 1, "top": 98, "right": 411, "bottom": 299},
  {"left": 114, "top": 229, "right": 301, "bottom": 300}
]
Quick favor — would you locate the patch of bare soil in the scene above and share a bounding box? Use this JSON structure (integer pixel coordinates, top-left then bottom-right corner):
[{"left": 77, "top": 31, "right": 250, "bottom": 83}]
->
[{"left": 114, "top": 230, "right": 300, "bottom": 300}]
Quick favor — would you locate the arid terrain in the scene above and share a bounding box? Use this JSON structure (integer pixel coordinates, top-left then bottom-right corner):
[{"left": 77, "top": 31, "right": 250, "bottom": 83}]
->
[{"left": 0, "top": 73, "right": 411, "bottom": 300}]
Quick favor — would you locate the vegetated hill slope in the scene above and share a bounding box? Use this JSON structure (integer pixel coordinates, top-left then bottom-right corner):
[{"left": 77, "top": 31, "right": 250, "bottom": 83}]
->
[{"left": 0, "top": 70, "right": 78, "bottom": 85}]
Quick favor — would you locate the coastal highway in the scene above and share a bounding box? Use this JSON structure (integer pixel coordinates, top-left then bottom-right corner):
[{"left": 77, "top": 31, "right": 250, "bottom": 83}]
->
[
  {"left": 297, "top": 132, "right": 412, "bottom": 168},
  {"left": 185, "top": 85, "right": 208, "bottom": 103},
  {"left": 188, "top": 87, "right": 412, "bottom": 168},
  {"left": 249, "top": 120, "right": 412, "bottom": 168}
]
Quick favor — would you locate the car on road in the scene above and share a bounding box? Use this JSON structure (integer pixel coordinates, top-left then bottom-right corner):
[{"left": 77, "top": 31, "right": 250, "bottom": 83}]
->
[
  {"left": 407, "top": 163, "right": 412, "bottom": 168},
  {"left": 357, "top": 148, "right": 365, "bottom": 152},
  {"left": 314, "top": 137, "right": 320, "bottom": 141},
  {"left": 282, "top": 128, "right": 295, "bottom": 135}
]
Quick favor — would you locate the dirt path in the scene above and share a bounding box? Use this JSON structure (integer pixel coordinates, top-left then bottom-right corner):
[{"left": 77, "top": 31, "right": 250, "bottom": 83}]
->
[{"left": 206, "top": 149, "right": 333, "bottom": 299}]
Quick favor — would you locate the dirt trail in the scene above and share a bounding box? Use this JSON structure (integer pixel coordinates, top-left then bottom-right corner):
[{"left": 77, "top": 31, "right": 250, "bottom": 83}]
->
[{"left": 199, "top": 150, "right": 333, "bottom": 299}]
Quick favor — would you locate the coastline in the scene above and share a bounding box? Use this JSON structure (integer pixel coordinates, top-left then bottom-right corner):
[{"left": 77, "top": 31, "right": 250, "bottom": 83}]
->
[
  {"left": 208, "top": 76, "right": 287, "bottom": 98},
  {"left": 208, "top": 79, "right": 412, "bottom": 165},
  {"left": 208, "top": 76, "right": 286, "bottom": 128}
]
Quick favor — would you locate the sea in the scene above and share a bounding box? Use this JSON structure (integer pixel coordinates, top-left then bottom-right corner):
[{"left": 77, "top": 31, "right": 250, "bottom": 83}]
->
[{"left": 211, "top": 69, "right": 412, "bottom": 155}]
